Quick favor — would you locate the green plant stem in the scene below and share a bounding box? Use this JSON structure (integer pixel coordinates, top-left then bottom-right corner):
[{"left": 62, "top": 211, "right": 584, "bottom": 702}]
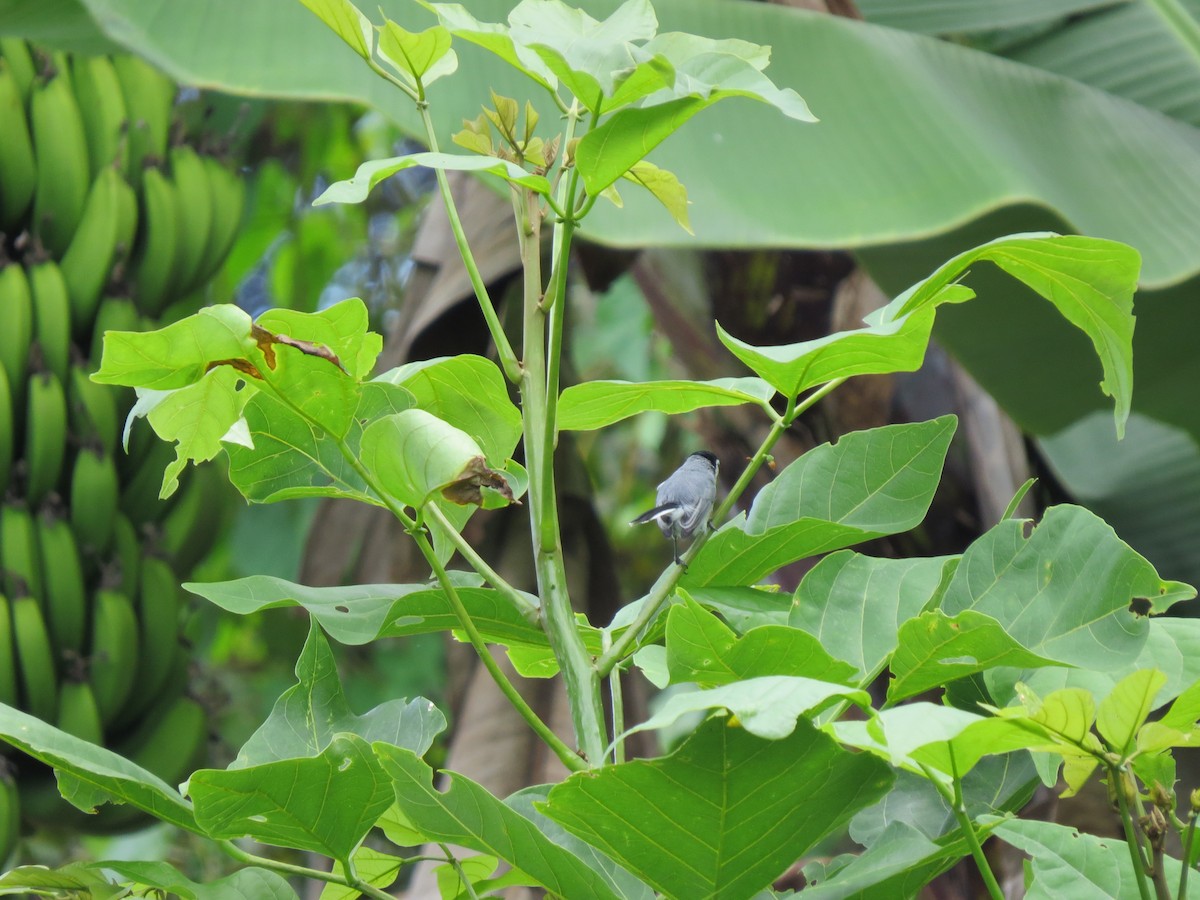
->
[
  {"left": 596, "top": 378, "right": 845, "bottom": 676},
  {"left": 220, "top": 841, "right": 395, "bottom": 900},
  {"left": 515, "top": 184, "right": 608, "bottom": 767},
  {"left": 417, "top": 102, "right": 521, "bottom": 384},
  {"left": 424, "top": 503, "right": 539, "bottom": 623},
  {"left": 1112, "top": 766, "right": 1156, "bottom": 900},
  {"left": 440, "top": 843, "right": 482, "bottom": 900},
  {"left": 918, "top": 761, "right": 1002, "bottom": 900},
  {"left": 604, "top": 632, "right": 626, "bottom": 765},
  {"left": 1180, "top": 811, "right": 1197, "bottom": 897}
]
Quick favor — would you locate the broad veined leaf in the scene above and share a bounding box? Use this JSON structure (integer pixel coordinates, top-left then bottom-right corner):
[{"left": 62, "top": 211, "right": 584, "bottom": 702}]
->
[
  {"left": 418, "top": 0, "right": 558, "bottom": 91},
  {"left": 665, "top": 595, "right": 857, "bottom": 686},
  {"left": 378, "top": 21, "right": 457, "bottom": 88},
  {"left": 618, "top": 160, "right": 691, "bottom": 233},
  {"left": 374, "top": 745, "right": 626, "bottom": 900},
  {"left": 887, "top": 609, "right": 1064, "bottom": 703},
  {"left": 361, "top": 409, "right": 513, "bottom": 509},
  {"left": 184, "top": 576, "right": 561, "bottom": 649},
  {"left": 94, "top": 305, "right": 252, "bottom": 390},
  {"left": 190, "top": 734, "right": 393, "bottom": 866},
  {"left": 322, "top": 847, "right": 408, "bottom": 900},
  {"left": 622, "top": 675, "right": 870, "bottom": 742},
  {"left": 0, "top": 864, "right": 129, "bottom": 899},
  {"left": 557, "top": 376, "right": 774, "bottom": 431},
  {"left": 788, "top": 552, "right": 955, "bottom": 682},
  {"left": 314, "top": 153, "right": 551, "bottom": 206},
  {"left": 882, "top": 233, "right": 1139, "bottom": 437},
  {"left": 91, "top": 861, "right": 298, "bottom": 900},
  {"left": 232, "top": 620, "right": 445, "bottom": 768},
  {"left": 940, "top": 505, "right": 1194, "bottom": 677},
  {"left": 256, "top": 298, "right": 382, "bottom": 381},
  {"left": 684, "top": 417, "right": 955, "bottom": 586},
  {"left": 1095, "top": 668, "right": 1167, "bottom": 759},
  {"left": 857, "top": 0, "right": 1110, "bottom": 34},
  {"left": 380, "top": 354, "right": 521, "bottom": 462},
  {"left": 542, "top": 716, "right": 892, "bottom": 900},
  {"left": 225, "top": 382, "right": 415, "bottom": 505},
  {"left": 0, "top": 703, "right": 196, "bottom": 832},
  {"left": 297, "top": 0, "right": 373, "bottom": 59}
]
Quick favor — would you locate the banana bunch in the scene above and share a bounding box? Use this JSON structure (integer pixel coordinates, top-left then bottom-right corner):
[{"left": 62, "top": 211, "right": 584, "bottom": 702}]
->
[{"left": 0, "top": 39, "right": 245, "bottom": 846}]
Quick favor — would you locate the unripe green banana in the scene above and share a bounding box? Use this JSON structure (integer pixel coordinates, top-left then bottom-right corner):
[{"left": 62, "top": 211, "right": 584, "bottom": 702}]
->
[
  {"left": 0, "top": 595, "right": 20, "bottom": 708},
  {"left": 87, "top": 588, "right": 138, "bottom": 725},
  {"left": 23, "top": 370, "right": 68, "bottom": 507},
  {"left": 69, "top": 447, "right": 119, "bottom": 555},
  {"left": 27, "top": 258, "right": 72, "bottom": 384},
  {"left": 35, "top": 509, "right": 88, "bottom": 655},
  {"left": 60, "top": 166, "right": 124, "bottom": 339},
  {"left": 0, "top": 57, "right": 36, "bottom": 232},
  {"left": 111, "top": 55, "right": 172, "bottom": 180},
  {"left": 30, "top": 69, "right": 90, "bottom": 257},
  {"left": 112, "top": 170, "right": 138, "bottom": 269},
  {"left": 0, "top": 366, "right": 12, "bottom": 492},
  {"left": 68, "top": 363, "right": 119, "bottom": 455},
  {"left": 56, "top": 678, "right": 104, "bottom": 745},
  {"left": 71, "top": 54, "right": 127, "bottom": 177},
  {"left": 166, "top": 146, "right": 214, "bottom": 294},
  {"left": 197, "top": 154, "right": 246, "bottom": 285},
  {"left": 0, "top": 263, "right": 34, "bottom": 422},
  {"left": 0, "top": 38, "right": 35, "bottom": 100},
  {"left": 109, "top": 512, "right": 141, "bottom": 598},
  {"left": 0, "top": 503, "right": 43, "bottom": 603},
  {"left": 12, "top": 593, "right": 59, "bottom": 722},
  {"left": 128, "top": 165, "right": 179, "bottom": 316},
  {"left": 131, "top": 555, "right": 181, "bottom": 709}
]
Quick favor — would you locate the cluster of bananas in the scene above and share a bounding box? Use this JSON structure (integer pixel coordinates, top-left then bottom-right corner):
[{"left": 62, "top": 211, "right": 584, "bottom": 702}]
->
[{"left": 0, "top": 39, "right": 243, "bottom": 843}]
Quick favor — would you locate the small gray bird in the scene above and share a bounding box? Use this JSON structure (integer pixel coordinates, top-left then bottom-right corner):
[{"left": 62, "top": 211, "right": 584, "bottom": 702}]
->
[{"left": 630, "top": 451, "right": 719, "bottom": 566}]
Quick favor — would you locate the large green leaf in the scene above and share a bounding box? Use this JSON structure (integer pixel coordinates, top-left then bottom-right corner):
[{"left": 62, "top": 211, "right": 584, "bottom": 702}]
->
[
  {"left": 0, "top": 703, "right": 197, "bottom": 832},
  {"left": 665, "top": 595, "right": 857, "bottom": 686},
  {"left": 374, "top": 745, "right": 627, "bottom": 900},
  {"left": 541, "top": 716, "right": 893, "bottom": 900},
  {"left": 798, "top": 822, "right": 966, "bottom": 900},
  {"left": 683, "top": 417, "right": 955, "bottom": 587},
  {"left": 315, "top": 153, "right": 552, "bottom": 204},
  {"left": 232, "top": 621, "right": 445, "bottom": 767},
  {"left": 857, "top": 0, "right": 1112, "bottom": 34},
  {"left": 557, "top": 376, "right": 774, "bottom": 431},
  {"left": 91, "top": 861, "right": 299, "bottom": 900},
  {"left": 940, "top": 504, "right": 1194, "bottom": 674},
  {"left": 989, "top": 817, "right": 1198, "bottom": 899},
  {"left": 190, "top": 734, "right": 393, "bottom": 866}
]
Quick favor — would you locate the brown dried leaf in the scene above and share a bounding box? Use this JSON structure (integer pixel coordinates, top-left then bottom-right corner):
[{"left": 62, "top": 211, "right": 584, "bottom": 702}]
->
[{"left": 440, "top": 456, "right": 516, "bottom": 506}]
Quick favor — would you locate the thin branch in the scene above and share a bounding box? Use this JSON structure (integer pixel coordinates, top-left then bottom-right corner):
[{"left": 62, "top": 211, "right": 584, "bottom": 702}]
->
[{"left": 220, "top": 841, "right": 395, "bottom": 900}]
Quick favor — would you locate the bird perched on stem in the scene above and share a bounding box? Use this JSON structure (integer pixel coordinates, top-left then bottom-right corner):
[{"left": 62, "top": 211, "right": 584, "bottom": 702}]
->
[{"left": 630, "top": 451, "right": 719, "bottom": 566}]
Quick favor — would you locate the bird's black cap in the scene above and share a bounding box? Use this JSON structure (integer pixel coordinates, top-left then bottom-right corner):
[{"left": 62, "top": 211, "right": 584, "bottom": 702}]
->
[{"left": 688, "top": 451, "right": 719, "bottom": 467}]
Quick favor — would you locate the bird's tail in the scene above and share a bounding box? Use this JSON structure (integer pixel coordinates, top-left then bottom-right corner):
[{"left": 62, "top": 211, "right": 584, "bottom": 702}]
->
[{"left": 630, "top": 504, "right": 680, "bottom": 526}]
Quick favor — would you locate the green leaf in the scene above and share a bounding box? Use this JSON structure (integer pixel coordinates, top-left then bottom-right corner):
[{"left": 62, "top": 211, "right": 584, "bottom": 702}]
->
[
  {"left": 715, "top": 304, "right": 941, "bottom": 400},
  {"left": 0, "top": 865, "right": 122, "bottom": 899},
  {"left": 685, "top": 418, "right": 956, "bottom": 586},
  {"left": 619, "top": 161, "right": 693, "bottom": 232},
  {"left": 990, "top": 817, "right": 1196, "bottom": 899},
  {"left": 256, "top": 298, "right": 382, "bottom": 381},
  {"left": 798, "top": 822, "right": 965, "bottom": 899},
  {"left": 0, "top": 703, "right": 196, "bottom": 832},
  {"left": 378, "top": 21, "right": 457, "bottom": 88},
  {"left": 1095, "top": 668, "right": 1167, "bottom": 758},
  {"left": 94, "top": 305, "right": 253, "bottom": 390},
  {"left": 190, "top": 734, "right": 392, "bottom": 866},
  {"left": 665, "top": 595, "right": 857, "bottom": 686},
  {"left": 942, "top": 505, "right": 1193, "bottom": 673},
  {"left": 226, "top": 380, "right": 412, "bottom": 504},
  {"left": 360, "top": 409, "right": 511, "bottom": 509},
  {"left": 297, "top": 0, "right": 373, "bottom": 60},
  {"left": 887, "top": 610, "right": 1064, "bottom": 703},
  {"left": 623, "top": 675, "right": 870, "bottom": 742},
  {"left": 373, "top": 745, "right": 626, "bottom": 900},
  {"left": 314, "top": 153, "right": 551, "bottom": 206},
  {"left": 141, "top": 367, "right": 249, "bottom": 498},
  {"left": 381, "top": 355, "right": 522, "bottom": 462},
  {"left": 184, "top": 576, "right": 558, "bottom": 650},
  {"left": 558, "top": 376, "right": 774, "bottom": 431},
  {"left": 320, "top": 847, "right": 406, "bottom": 900},
  {"left": 419, "top": 1, "right": 559, "bottom": 92},
  {"left": 92, "top": 861, "right": 298, "bottom": 900},
  {"left": 886, "top": 233, "right": 1139, "bottom": 437},
  {"left": 793, "top": 555, "right": 947, "bottom": 671},
  {"left": 542, "top": 716, "right": 892, "bottom": 900},
  {"left": 575, "top": 96, "right": 707, "bottom": 195},
  {"left": 232, "top": 620, "right": 445, "bottom": 768},
  {"left": 857, "top": 0, "right": 1106, "bottom": 33}
]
